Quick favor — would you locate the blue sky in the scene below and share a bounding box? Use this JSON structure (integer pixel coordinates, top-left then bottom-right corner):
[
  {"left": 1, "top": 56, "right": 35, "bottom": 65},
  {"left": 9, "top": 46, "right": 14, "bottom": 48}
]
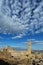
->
[{"left": 0, "top": 0, "right": 43, "bottom": 50}]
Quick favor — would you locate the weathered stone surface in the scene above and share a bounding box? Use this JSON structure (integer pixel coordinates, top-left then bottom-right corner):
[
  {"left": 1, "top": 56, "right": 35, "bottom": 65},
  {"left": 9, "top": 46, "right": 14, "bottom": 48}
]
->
[{"left": 0, "top": 41, "right": 43, "bottom": 65}]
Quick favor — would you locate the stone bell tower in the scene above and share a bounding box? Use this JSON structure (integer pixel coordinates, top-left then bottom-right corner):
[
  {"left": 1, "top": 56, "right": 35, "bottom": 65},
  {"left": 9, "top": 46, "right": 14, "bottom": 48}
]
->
[{"left": 27, "top": 41, "right": 31, "bottom": 58}]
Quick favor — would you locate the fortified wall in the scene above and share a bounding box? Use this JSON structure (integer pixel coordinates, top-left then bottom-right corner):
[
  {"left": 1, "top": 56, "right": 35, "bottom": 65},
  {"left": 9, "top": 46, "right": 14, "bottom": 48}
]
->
[
  {"left": 0, "top": 41, "right": 43, "bottom": 59},
  {"left": 3, "top": 41, "right": 32, "bottom": 59}
]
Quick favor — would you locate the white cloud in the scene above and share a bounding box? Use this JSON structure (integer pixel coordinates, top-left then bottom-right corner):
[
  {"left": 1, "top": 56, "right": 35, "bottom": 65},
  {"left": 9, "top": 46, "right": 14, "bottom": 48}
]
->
[
  {"left": 27, "top": 39, "right": 35, "bottom": 41},
  {"left": 12, "top": 35, "right": 22, "bottom": 39},
  {"left": 32, "top": 40, "right": 43, "bottom": 44},
  {"left": 0, "top": 0, "right": 43, "bottom": 38},
  {"left": 27, "top": 39, "right": 43, "bottom": 44},
  {"left": 12, "top": 34, "right": 24, "bottom": 39},
  {"left": 0, "top": 0, "right": 30, "bottom": 36}
]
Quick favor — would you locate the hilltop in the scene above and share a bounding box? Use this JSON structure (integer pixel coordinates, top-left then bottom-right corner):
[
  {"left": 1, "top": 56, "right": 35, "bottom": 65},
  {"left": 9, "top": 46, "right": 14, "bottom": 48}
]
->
[{"left": 0, "top": 45, "right": 43, "bottom": 65}]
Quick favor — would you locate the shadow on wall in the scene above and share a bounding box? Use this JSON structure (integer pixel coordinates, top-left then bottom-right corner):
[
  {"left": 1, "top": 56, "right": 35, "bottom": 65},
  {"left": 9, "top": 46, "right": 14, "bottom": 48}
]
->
[
  {"left": 0, "top": 59, "right": 10, "bottom": 65},
  {"left": 0, "top": 59, "right": 17, "bottom": 65}
]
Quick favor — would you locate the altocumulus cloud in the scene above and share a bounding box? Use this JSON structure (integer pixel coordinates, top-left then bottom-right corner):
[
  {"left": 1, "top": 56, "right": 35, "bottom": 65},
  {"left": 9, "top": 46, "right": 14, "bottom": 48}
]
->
[{"left": 0, "top": 0, "right": 43, "bottom": 38}]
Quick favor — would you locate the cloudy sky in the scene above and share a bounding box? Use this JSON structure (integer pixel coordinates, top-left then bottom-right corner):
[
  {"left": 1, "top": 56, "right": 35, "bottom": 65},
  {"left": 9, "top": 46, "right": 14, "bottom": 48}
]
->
[{"left": 0, "top": 0, "right": 43, "bottom": 50}]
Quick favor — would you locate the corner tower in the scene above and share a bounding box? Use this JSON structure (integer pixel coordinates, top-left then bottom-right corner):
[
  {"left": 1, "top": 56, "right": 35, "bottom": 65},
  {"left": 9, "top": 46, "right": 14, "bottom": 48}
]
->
[{"left": 27, "top": 41, "right": 31, "bottom": 58}]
